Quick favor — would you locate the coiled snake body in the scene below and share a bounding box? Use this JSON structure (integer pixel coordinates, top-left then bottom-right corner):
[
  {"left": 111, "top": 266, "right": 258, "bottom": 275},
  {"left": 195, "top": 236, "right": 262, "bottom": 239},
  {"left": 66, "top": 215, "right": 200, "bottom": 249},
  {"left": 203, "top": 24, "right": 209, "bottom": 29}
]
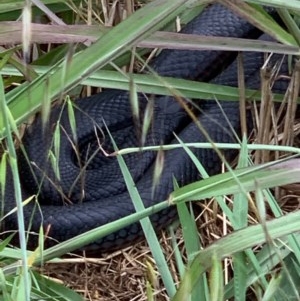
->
[{"left": 1, "top": 4, "right": 290, "bottom": 251}]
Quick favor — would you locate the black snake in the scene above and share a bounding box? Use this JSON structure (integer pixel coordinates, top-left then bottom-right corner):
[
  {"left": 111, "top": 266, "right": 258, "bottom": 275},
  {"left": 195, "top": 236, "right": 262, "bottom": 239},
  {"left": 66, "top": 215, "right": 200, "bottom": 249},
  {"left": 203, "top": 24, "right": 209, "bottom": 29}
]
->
[{"left": 1, "top": 3, "right": 291, "bottom": 251}]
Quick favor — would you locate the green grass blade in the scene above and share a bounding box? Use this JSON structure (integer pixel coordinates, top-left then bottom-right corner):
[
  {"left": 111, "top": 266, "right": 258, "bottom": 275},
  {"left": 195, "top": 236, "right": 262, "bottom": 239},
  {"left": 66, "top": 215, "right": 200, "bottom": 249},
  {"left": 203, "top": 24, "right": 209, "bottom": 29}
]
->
[
  {"left": 170, "top": 162, "right": 300, "bottom": 203},
  {"left": 107, "top": 132, "right": 177, "bottom": 297},
  {"left": 0, "top": 0, "right": 195, "bottom": 132},
  {"left": 0, "top": 75, "right": 31, "bottom": 301},
  {"left": 173, "top": 212, "right": 300, "bottom": 300}
]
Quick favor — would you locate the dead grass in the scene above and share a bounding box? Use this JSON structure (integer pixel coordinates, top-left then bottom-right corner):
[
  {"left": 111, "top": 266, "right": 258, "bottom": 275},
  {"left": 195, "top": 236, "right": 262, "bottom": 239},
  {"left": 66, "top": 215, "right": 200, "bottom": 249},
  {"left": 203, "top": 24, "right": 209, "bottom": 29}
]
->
[
  {"left": 40, "top": 180, "right": 300, "bottom": 301},
  {"left": 41, "top": 231, "right": 178, "bottom": 301},
  {"left": 41, "top": 172, "right": 300, "bottom": 301},
  {"left": 41, "top": 194, "right": 299, "bottom": 301}
]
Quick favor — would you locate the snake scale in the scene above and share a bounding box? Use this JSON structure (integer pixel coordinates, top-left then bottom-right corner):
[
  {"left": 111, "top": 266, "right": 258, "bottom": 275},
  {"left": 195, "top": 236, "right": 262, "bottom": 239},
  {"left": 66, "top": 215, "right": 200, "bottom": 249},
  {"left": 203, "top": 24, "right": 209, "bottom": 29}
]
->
[{"left": 1, "top": 3, "right": 291, "bottom": 251}]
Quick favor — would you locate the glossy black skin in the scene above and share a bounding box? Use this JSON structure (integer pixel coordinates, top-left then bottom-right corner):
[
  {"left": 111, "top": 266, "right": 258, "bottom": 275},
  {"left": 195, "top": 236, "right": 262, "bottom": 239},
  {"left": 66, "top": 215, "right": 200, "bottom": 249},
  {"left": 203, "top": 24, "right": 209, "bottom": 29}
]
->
[{"left": 2, "top": 4, "right": 290, "bottom": 251}]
